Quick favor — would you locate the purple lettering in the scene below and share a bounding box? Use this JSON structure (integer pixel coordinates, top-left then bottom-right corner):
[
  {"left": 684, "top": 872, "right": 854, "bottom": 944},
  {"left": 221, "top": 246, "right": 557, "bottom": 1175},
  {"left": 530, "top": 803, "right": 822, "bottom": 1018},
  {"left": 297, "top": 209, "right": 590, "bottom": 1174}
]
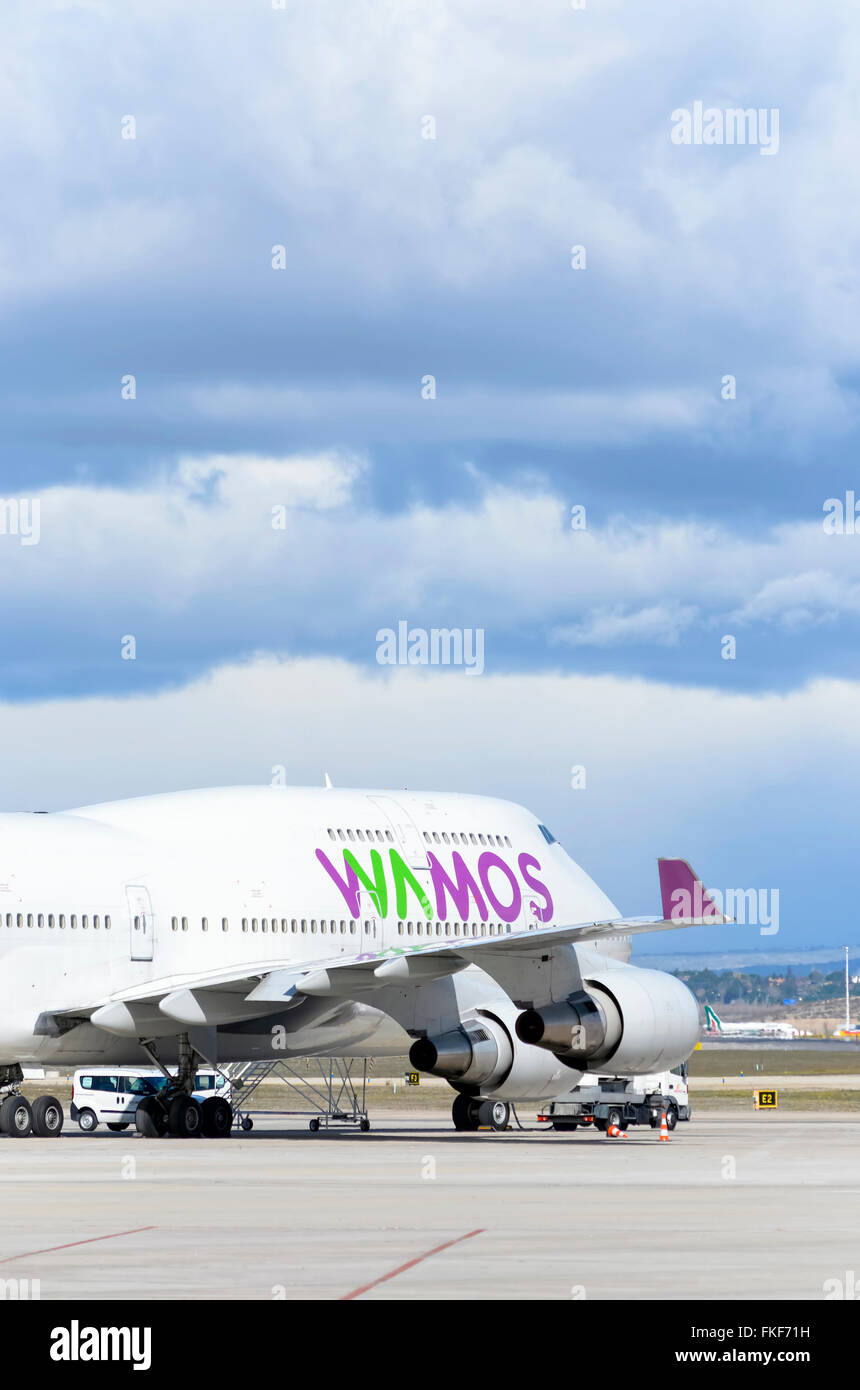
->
[
  {"left": 477, "top": 852, "right": 522, "bottom": 922},
  {"left": 315, "top": 848, "right": 361, "bottom": 916},
  {"left": 517, "top": 852, "right": 554, "bottom": 923},
  {"left": 428, "top": 851, "right": 488, "bottom": 922}
]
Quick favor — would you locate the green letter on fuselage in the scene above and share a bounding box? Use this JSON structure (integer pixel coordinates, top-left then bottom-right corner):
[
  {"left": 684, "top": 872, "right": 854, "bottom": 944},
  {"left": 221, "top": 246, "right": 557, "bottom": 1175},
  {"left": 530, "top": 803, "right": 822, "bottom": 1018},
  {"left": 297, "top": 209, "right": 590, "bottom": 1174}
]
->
[
  {"left": 389, "top": 848, "right": 433, "bottom": 919},
  {"left": 343, "top": 847, "right": 388, "bottom": 917}
]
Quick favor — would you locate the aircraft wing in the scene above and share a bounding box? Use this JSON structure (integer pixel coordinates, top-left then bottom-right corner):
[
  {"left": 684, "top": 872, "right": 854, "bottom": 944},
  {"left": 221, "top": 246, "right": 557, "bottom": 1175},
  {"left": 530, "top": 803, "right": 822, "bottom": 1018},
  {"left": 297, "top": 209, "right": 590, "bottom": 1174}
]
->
[{"left": 48, "top": 857, "right": 726, "bottom": 1033}]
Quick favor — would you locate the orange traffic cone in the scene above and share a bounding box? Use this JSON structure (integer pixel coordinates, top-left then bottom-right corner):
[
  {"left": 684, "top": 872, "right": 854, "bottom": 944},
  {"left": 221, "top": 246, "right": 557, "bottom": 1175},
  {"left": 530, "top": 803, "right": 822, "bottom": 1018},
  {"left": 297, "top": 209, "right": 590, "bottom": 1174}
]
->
[
  {"left": 606, "top": 1123, "right": 627, "bottom": 1139},
  {"left": 658, "top": 1109, "right": 670, "bottom": 1142}
]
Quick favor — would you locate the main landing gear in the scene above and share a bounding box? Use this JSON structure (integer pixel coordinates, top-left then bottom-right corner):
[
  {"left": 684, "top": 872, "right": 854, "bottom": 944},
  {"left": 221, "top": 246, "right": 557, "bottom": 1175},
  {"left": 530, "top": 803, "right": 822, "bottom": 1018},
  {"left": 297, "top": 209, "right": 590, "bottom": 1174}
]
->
[
  {"left": 135, "top": 1034, "right": 233, "bottom": 1139},
  {"left": 451, "top": 1094, "right": 510, "bottom": 1132},
  {"left": 0, "top": 1066, "right": 64, "bottom": 1139}
]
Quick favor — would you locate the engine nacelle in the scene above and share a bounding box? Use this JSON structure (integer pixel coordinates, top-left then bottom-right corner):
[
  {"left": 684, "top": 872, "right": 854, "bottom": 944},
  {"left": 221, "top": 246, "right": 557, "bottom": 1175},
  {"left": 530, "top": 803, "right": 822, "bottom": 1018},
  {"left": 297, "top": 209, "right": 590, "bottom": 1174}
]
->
[
  {"left": 515, "top": 964, "right": 699, "bottom": 1075},
  {"left": 409, "top": 999, "right": 573, "bottom": 1102}
]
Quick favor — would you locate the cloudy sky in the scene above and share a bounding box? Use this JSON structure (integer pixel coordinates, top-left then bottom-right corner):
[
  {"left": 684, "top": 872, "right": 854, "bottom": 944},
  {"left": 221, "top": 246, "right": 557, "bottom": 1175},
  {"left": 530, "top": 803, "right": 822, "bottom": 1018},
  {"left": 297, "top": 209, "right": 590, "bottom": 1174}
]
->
[{"left": 2, "top": 0, "right": 858, "bottom": 954}]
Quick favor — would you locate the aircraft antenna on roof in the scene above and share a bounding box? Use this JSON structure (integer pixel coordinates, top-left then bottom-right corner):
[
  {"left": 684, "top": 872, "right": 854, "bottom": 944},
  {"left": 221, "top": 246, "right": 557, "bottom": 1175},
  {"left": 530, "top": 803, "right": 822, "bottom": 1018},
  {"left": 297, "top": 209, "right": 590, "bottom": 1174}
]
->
[{"left": 324, "top": 773, "right": 333, "bottom": 789}]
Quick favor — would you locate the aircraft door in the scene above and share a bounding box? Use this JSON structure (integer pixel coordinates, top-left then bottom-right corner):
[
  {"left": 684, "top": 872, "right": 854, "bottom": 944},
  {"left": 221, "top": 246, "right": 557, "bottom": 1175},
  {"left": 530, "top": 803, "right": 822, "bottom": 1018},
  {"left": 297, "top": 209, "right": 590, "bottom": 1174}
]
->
[{"left": 126, "top": 884, "right": 155, "bottom": 962}]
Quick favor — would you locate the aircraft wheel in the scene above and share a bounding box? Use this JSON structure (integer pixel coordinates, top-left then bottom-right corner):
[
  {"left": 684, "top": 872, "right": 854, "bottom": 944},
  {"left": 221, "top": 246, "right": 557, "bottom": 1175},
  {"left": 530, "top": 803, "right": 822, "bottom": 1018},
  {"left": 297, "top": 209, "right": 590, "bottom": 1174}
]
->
[
  {"left": 135, "top": 1097, "right": 167, "bottom": 1137},
  {"left": 451, "top": 1094, "right": 481, "bottom": 1131},
  {"left": 201, "top": 1097, "right": 232, "bottom": 1137},
  {"left": 479, "top": 1100, "right": 510, "bottom": 1131},
  {"left": 32, "top": 1095, "right": 64, "bottom": 1137},
  {"left": 1, "top": 1094, "right": 33, "bottom": 1137},
  {"left": 167, "top": 1095, "right": 202, "bottom": 1138}
]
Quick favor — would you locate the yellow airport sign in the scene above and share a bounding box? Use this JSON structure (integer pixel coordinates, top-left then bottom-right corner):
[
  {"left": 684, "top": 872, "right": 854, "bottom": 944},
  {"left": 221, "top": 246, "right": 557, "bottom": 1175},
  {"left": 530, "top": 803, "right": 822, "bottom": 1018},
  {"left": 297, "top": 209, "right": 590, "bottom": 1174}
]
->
[{"left": 754, "top": 1089, "right": 778, "bottom": 1110}]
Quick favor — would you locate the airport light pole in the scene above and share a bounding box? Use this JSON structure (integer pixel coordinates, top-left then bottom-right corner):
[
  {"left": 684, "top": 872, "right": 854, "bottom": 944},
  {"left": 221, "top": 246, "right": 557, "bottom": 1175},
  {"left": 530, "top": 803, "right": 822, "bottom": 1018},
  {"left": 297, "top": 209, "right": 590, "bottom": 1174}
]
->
[{"left": 845, "top": 946, "right": 851, "bottom": 1031}]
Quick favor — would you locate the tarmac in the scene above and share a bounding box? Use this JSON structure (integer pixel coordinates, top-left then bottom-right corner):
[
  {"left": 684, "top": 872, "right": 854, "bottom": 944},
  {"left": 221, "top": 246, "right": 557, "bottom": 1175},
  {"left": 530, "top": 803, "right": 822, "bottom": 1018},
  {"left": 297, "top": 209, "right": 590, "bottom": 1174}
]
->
[{"left": 0, "top": 1109, "right": 858, "bottom": 1300}]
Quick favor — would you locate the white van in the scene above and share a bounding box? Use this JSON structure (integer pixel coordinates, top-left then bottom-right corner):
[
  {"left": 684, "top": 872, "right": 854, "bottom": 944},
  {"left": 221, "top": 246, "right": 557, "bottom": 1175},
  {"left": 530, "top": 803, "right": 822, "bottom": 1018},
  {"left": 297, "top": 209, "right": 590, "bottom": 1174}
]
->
[{"left": 70, "top": 1067, "right": 231, "bottom": 1133}]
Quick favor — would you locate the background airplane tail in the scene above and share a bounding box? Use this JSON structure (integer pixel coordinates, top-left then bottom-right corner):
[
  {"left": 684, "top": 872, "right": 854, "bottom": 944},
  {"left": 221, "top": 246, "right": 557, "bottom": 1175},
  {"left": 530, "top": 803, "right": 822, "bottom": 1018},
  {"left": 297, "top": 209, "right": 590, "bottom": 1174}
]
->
[{"left": 704, "top": 1004, "right": 722, "bottom": 1031}]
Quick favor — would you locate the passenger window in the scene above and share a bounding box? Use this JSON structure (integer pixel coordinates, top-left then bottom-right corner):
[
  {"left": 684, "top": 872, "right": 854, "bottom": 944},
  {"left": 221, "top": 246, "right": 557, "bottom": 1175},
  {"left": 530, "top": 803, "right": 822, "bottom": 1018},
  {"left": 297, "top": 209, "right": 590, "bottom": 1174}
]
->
[
  {"left": 222, "top": 918, "right": 229, "bottom": 932},
  {"left": 181, "top": 917, "right": 188, "bottom": 932},
  {"left": 202, "top": 917, "right": 208, "bottom": 932}
]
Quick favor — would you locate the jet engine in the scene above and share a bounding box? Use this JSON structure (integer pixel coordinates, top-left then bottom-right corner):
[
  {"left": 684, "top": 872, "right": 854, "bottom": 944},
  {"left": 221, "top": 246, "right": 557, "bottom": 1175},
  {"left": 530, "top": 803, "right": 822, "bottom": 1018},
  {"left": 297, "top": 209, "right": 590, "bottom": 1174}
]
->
[
  {"left": 409, "top": 999, "right": 572, "bottom": 1101},
  {"left": 515, "top": 964, "right": 699, "bottom": 1075}
]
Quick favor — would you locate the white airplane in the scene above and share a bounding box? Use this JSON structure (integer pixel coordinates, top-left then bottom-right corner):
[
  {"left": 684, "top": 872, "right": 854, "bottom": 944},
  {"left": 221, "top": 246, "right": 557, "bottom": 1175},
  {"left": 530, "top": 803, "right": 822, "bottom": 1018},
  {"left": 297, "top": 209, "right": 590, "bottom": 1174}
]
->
[
  {"left": 0, "top": 784, "right": 720, "bottom": 1139},
  {"left": 704, "top": 1005, "right": 799, "bottom": 1039}
]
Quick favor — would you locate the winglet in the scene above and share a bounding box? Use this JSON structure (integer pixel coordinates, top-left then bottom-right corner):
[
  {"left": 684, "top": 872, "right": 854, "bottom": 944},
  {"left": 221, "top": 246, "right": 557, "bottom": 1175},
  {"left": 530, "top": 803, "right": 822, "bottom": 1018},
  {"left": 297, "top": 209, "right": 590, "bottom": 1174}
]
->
[{"left": 658, "top": 858, "right": 726, "bottom": 923}]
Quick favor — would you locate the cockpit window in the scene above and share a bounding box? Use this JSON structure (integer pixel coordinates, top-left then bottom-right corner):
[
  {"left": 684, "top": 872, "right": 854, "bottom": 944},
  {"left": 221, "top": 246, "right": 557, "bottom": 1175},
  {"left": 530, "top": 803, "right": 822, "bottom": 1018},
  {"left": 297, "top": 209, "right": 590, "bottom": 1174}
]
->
[{"left": 538, "top": 824, "right": 557, "bottom": 845}]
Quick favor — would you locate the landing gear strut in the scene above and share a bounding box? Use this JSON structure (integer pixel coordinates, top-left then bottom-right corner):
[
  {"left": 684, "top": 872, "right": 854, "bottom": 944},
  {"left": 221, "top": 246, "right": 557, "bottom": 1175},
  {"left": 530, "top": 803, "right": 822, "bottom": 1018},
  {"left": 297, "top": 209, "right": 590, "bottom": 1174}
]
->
[{"left": 135, "top": 1034, "right": 232, "bottom": 1139}]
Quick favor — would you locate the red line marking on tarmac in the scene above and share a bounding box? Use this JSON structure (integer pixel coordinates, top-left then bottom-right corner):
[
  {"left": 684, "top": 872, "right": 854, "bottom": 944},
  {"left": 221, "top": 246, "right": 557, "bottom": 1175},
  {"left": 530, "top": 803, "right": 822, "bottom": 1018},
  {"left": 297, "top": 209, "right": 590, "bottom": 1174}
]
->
[
  {"left": 340, "top": 1228, "right": 485, "bottom": 1300},
  {"left": 0, "top": 1225, "right": 155, "bottom": 1265}
]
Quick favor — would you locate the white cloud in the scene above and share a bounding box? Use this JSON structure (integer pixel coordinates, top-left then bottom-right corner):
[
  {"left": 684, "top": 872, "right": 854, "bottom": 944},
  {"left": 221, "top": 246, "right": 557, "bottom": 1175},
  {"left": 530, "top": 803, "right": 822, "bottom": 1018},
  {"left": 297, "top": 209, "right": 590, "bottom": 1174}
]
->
[
  {"left": 1, "top": 452, "right": 856, "bottom": 655},
  {"left": 552, "top": 603, "right": 699, "bottom": 648}
]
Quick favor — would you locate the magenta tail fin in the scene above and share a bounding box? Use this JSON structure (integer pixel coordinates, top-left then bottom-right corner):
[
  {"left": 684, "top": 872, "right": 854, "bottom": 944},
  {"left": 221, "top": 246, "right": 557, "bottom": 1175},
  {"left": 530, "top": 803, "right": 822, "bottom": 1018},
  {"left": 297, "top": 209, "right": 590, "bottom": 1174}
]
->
[{"left": 658, "top": 858, "right": 723, "bottom": 922}]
